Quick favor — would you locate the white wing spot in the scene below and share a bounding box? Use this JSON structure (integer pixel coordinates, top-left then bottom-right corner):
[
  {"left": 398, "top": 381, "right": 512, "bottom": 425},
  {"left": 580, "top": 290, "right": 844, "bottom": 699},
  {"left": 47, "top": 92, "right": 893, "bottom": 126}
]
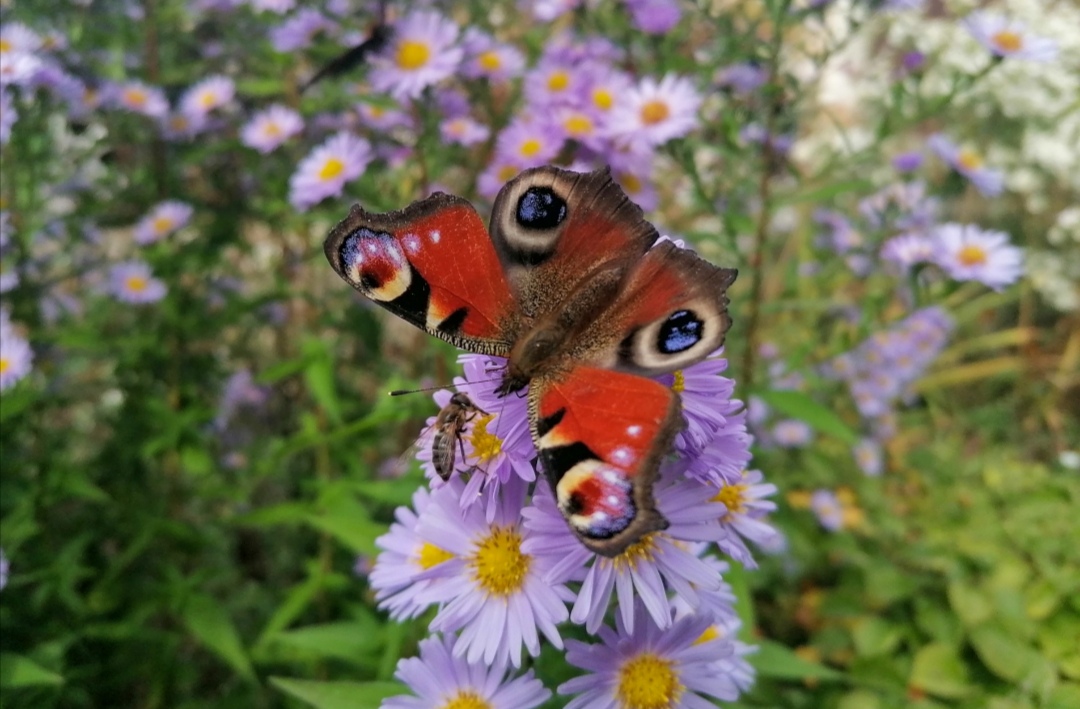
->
[
  {"left": 607, "top": 495, "right": 620, "bottom": 505},
  {"left": 603, "top": 470, "right": 620, "bottom": 484},
  {"left": 403, "top": 234, "right": 420, "bottom": 254},
  {"left": 429, "top": 230, "right": 441, "bottom": 243},
  {"left": 626, "top": 425, "right": 643, "bottom": 437}
]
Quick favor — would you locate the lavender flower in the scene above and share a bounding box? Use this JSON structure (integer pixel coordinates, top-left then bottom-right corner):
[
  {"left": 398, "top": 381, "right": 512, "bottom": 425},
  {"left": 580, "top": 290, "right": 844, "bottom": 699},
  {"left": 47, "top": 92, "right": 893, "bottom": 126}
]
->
[
  {"left": 384, "top": 635, "right": 551, "bottom": 709},
  {"left": 133, "top": 200, "right": 194, "bottom": 245},
  {"left": 853, "top": 438, "right": 884, "bottom": 477},
  {"left": 241, "top": 104, "right": 303, "bottom": 153},
  {"left": 179, "top": 74, "right": 234, "bottom": 118},
  {"left": 288, "top": 131, "right": 372, "bottom": 211},
  {"left": 927, "top": 134, "right": 1004, "bottom": 197},
  {"left": 810, "top": 489, "right": 845, "bottom": 531},
  {"left": 0, "top": 320, "right": 33, "bottom": 390},
  {"left": 460, "top": 28, "right": 525, "bottom": 81},
  {"left": 607, "top": 74, "right": 701, "bottom": 148},
  {"left": 109, "top": 80, "right": 169, "bottom": 118},
  {"left": 932, "top": 223, "right": 1024, "bottom": 290},
  {"left": 558, "top": 601, "right": 742, "bottom": 707},
  {"left": 493, "top": 117, "right": 564, "bottom": 168},
  {"left": 964, "top": 11, "right": 1058, "bottom": 62},
  {"left": 624, "top": 0, "right": 682, "bottom": 34},
  {"left": 369, "top": 10, "right": 462, "bottom": 100},
  {"left": 108, "top": 261, "right": 167, "bottom": 304},
  {"left": 269, "top": 8, "right": 333, "bottom": 52}
]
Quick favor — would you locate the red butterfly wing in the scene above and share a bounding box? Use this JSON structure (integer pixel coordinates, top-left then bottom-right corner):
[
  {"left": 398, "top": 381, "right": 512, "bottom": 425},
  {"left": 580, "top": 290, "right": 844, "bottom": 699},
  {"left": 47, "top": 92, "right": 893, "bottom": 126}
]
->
[
  {"left": 324, "top": 194, "right": 516, "bottom": 354},
  {"left": 531, "top": 366, "right": 678, "bottom": 557}
]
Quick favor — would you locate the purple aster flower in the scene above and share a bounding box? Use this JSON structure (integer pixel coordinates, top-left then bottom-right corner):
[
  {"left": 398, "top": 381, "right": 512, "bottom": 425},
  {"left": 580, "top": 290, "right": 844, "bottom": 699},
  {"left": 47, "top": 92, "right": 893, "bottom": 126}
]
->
[
  {"left": 288, "top": 131, "right": 372, "bottom": 211},
  {"left": 385, "top": 635, "right": 551, "bottom": 709},
  {"left": 440, "top": 115, "right": 489, "bottom": 146},
  {"left": 528, "top": 0, "right": 584, "bottom": 22},
  {"left": 369, "top": 486, "right": 453, "bottom": 620},
  {"left": 0, "top": 270, "right": 17, "bottom": 293},
  {"left": 858, "top": 180, "right": 940, "bottom": 230},
  {"left": 524, "top": 468, "right": 742, "bottom": 635},
  {"left": 607, "top": 74, "right": 700, "bottom": 148},
  {"left": 810, "top": 489, "right": 845, "bottom": 531},
  {"left": 613, "top": 168, "right": 659, "bottom": 211},
  {"left": 0, "top": 51, "right": 41, "bottom": 87},
  {"left": 108, "top": 261, "right": 167, "bottom": 304},
  {"left": 159, "top": 111, "right": 208, "bottom": 141},
  {"left": 899, "top": 50, "right": 926, "bottom": 73},
  {"left": 932, "top": 222, "right": 1023, "bottom": 290},
  {"left": 0, "top": 23, "right": 42, "bottom": 55},
  {"left": 892, "top": 151, "right": 923, "bottom": 172},
  {"left": 109, "top": 80, "right": 169, "bottom": 118},
  {"left": 853, "top": 438, "right": 883, "bottom": 477},
  {"left": 369, "top": 10, "right": 462, "bottom": 100},
  {"left": 881, "top": 232, "right": 934, "bottom": 271},
  {"left": 0, "top": 89, "right": 15, "bottom": 144},
  {"left": 771, "top": 419, "right": 814, "bottom": 448},
  {"left": 813, "top": 209, "right": 862, "bottom": 253},
  {"left": 654, "top": 349, "right": 745, "bottom": 458},
  {"left": 418, "top": 476, "right": 572, "bottom": 667},
  {"left": 478, "top": 159, "right": 527, "bottom": 199},
  {"left": 927, "top": 133, "right": 1004, "bottom": 197},
  {"left": 460, "top": 28, "right": 525, "bottom": 81},
  {"left": 269, "top": 9, "right": 334, "bottom": 52},
  {"left": 581, "top": 66, "right": 632, "bottom": 118},
  {"left": 214, "top": 369, "right": 270, "bottom": 432},
  {"left": 715, "top": 62, "right": 768, "bottom": 95},
  {"left": 356, "top": 101, "right": 413, "bottom": 132},
  {"left": 0, "top": 324, "right": 33, "bottom": 391},
  {"left": 705, "top": 468, "right": 780, "bottom": 566},
  {"left": 523, "top": 57, "right": 582, "bottom": 108},
  {"left": 558, "top": 601, "right": 742, "bottom": 707},
  {"left": 133, "top": 200, "right": 194, "bottom": 245},
  {"left": 964, "top": 11, "right": 1058, "bottom": 62},
  {"left": 493, "top": 117, "right": 564, "bottom": 168},
  {"left": 624, "top": 0, "right": 682, "bottom": 34},
  {"left": 241, "top": 104, "right": 303, "bottom": 153},
  {"left": 179, "top": 74, "right": 234, "bottom": 117}
]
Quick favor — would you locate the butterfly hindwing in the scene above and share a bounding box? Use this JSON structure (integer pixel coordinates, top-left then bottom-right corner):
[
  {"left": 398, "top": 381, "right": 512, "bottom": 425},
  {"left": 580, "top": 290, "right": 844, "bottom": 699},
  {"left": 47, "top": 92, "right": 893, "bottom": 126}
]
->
[
  {"left": 530, "top": 366, "right": 677, "bottom": 556},
  {"left": 324, "top": 194, "right": 517, "bottom": 355}
]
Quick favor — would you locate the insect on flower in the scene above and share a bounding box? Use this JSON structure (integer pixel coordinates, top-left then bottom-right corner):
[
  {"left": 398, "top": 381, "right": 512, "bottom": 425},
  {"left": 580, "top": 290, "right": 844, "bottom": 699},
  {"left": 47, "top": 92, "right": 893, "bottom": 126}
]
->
[{"left": 431, "top": 392, "right": 489, "bottom": 481}]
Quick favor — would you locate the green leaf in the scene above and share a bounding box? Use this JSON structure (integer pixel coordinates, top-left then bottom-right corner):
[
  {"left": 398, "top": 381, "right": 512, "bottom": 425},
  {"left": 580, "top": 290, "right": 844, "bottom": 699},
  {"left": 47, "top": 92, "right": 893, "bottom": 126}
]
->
[
  {"left": 757, "top": 389, "right": 858, "bottom": 445},
  {"left": 0, "top": 653, "right": 64, "bottom": 688},
  {"left": 268, "top": 622, "right": 382, "bottom": 664},
  {"left": 909, "top": 642, "right": 971, "bottom": 699},
  {"left": 969, "top": 624, "right": 1042, "bottom": 682},
  {"left": 947, "top": 580, "right": 993, "bottom": 627},
  {"left": 270, "top": 677, "right": 403, "bottom": 709},
  {"left": 851, "top": 617, "right": 902, "bottom": 658},
  {"left": 302, "top": 338, "right": 342, "bottom": 424},
  {"left": 752, "top": 641, "right": 844, "bottom": 681},
  {"left": 180, "top": 594, "right": 256, "bottom": 682}
]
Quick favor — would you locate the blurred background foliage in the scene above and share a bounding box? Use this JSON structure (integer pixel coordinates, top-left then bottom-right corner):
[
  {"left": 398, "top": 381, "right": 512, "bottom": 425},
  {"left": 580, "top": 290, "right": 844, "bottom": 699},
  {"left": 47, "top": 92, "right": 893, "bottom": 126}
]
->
[{"left": 1, "top": 0, "right": 1078, "bottom": 707}]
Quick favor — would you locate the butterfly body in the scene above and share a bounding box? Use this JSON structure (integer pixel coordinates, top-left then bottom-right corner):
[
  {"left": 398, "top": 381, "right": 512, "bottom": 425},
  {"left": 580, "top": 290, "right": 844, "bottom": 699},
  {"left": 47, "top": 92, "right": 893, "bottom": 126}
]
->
[
  {"left": 325, "top": 166, "right": 737, "bottom": 556},
  {"left": 431, "top": 392, "right": 488, "bottom": 481}
]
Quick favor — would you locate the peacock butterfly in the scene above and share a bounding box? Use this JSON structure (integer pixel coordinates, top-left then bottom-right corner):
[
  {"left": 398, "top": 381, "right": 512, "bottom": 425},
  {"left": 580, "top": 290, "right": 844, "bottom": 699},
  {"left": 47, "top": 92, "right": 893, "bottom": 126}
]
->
[
  {"left": 430, "top": 392, "right": 488, "bottom": 482},
  {"left": 324, "top": 166, "right": 737, "bottom": 557}
]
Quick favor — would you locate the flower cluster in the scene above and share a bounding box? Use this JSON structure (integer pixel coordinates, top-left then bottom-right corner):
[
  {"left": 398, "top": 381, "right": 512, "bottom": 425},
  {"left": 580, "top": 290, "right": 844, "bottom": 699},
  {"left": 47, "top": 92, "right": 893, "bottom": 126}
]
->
[
  {"left": 0, "top": 307, "right": 32, "bottom": 391},
  {"left": 824, "top": 307, "right": 953, "bottom": 435},
  {"left": 375, "top": 347, "right": 775, "bottom": 707}
]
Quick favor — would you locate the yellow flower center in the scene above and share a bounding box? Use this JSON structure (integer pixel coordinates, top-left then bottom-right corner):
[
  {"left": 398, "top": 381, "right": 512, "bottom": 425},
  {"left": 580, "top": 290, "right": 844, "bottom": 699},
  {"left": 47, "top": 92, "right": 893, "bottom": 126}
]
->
[
  {"left": 417, "top": 542, "right": 454, "bottom": 570},
  {"left": 469, "top": 414, "right": 503, "bottom": 462},
  {"left": 991, "top": 30, "right": 1023, "bottom": 53},
  {"left": 957, "top": 149, "right": 983, "bottom": 171},
  {"left": 396, "top": 40, "right": 431, "bottom": 70},
  {"left": 519, "top": 138, "right": 542, "bottom": 158},
  {"left": 592, "top": 88, "right": 614, "bottom": 110},
  {"left": 616, "top": 653, "right": 682, "bottom": 709},
  {"left": 439, "top": 691, "right": 492, "bottom": 709},
  {"left": 125, "top": 275, "right": 149, "bottom": 292},
  {"left": 670, "top": 370, "right": 685, "bottom": 393},
  {"left": 198, "top": 91, "right": 217, "bottom": 109},
  {"left": 123, "top": 88, "right": 148, "bottom": 107},
  {"left": 169, "top": 115, "right": 189, "bottom": 131},
  {"left": 619, "top": 173, "right": 642, "bottom": 194},
  {"left": 640, "top": 100, "right": 670, "bottom": 125},
  {"left": 152, "top": 216, "right": 174, "bottom": 234},
  {"left": 369, "top": 105, "right": 385, "bottom": 117},
  {"left": 497, "top": 164, "right": 518, "bottom": 181},
  {"left": 0, "top": 39, "right": 11, "bottom": 53},
  {"left": 713, "top": 483, "right": 747, "bottom": 516},
  {"left": 264, "top": 121, "right": 282, "bottom": 137},
  {"left": 612, "top": 532, "right": 659, "bottom": 571},
  {"left": 470, "top": 526, "right": 530, "bottom": 596},
  {"left": 564, "top": 114, "right": 593, "bottom": 135},
  {"left": 478, "top": 51, "right": 501, "bottom": 71},
  {"left": 318, "top": 157, "right": 345, "bottom": 181},
  {"left": 547, "top": 71, "right": 570, "bottom": 92},
  {"left": 957, "top": 244, "right": 988, "bottom": 266},
  {"left": 694, "top": 625, "right": 721, "bottom": 645},
  {"left": 0, "top": 358, "right": 10, "bottom": 374}
]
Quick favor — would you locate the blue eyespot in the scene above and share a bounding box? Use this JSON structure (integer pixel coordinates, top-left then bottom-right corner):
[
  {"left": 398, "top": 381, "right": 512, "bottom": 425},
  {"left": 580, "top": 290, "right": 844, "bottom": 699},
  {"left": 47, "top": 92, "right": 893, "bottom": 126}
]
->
[
  {"left": 657, "top": 310, "right": 703, "bottom": 354},
  {"left": 516, "top": 187, "right": 567, "bottom": 229}
]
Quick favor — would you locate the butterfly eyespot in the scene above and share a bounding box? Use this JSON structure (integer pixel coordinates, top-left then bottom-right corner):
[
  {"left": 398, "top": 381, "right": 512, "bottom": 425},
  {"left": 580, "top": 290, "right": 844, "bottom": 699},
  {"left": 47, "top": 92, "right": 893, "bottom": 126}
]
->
[
  {"left": 516, "top": 187, "right": 567, "bottom": 230},
  {"left": 657, "top": 309, "right": 704, "bottom": 354},
  {"left": 341, "top": 229, "right": 411, "bottom": 302}
]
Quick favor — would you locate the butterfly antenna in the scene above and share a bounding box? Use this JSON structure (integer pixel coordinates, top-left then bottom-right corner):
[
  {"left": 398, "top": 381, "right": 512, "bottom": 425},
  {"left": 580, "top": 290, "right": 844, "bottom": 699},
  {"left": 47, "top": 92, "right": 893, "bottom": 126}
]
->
[{"left": 388, "top": 377, "right": 502, "bottom": 397}]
